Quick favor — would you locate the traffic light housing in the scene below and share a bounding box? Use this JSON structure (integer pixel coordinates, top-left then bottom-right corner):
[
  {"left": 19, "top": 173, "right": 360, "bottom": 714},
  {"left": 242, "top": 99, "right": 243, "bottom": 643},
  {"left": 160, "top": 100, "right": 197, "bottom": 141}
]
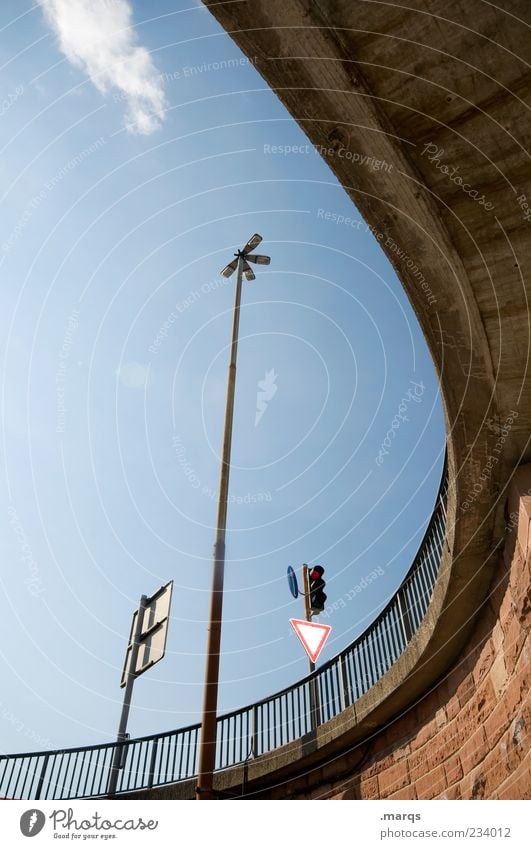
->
[{"left": 309, "top": 565, "right": 326, "bottom": 615}]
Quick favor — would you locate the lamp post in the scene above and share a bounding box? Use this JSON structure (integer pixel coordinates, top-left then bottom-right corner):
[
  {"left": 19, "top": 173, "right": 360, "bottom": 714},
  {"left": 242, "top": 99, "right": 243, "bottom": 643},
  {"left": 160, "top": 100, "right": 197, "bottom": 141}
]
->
[{"left": 196, "top": 234, "right": 271, "bottom": 800}]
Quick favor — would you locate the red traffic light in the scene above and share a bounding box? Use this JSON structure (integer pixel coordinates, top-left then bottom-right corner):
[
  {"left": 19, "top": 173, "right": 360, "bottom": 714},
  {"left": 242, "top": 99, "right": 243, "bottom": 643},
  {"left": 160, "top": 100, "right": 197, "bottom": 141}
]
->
[{"left": 309, "top": 565, "right": 326, "bottom": 614}]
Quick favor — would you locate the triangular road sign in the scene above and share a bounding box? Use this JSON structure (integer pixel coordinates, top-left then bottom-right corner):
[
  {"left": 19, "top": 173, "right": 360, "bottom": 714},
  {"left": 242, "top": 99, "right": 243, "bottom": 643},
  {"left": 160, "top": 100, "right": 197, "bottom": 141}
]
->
[{"left": 290, "top": 618, "right": 331, "bottom": 664}]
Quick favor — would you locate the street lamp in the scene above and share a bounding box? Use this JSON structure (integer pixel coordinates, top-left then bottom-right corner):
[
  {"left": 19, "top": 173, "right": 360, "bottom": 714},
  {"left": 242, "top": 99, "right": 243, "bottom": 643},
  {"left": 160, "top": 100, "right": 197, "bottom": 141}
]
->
[{"left": 196, "top": 234, "right": 271, "bottom": 800}]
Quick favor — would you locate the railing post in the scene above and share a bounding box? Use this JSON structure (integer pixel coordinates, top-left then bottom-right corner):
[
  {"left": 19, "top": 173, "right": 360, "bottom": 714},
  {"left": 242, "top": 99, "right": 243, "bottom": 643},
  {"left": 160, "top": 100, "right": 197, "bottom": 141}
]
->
[
  {"left": 396, "top": 588, "right": 414, "bottom": 645},
  {"left": 249, "top": 705, "right": 259, "bottom": 757},
  {"left": 309, "top": 675, "right": 320, "bottom": 730},
  {"left": 35, "top": 754, "right": 49, "bottom": 801},
  {"left": 338, "top": 655, "right": 349, "bottom": 711},
  {"left": 147, "top": 739, "right": 158, "bottom": 789}
]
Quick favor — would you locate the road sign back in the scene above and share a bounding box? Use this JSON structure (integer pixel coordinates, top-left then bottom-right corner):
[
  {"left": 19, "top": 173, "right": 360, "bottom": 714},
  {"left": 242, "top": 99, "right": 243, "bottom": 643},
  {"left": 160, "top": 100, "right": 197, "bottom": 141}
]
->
[
  {"left": 290, "top": 618, "right": 331, "bottom": 664},
  {"left": 287, "top": 565, "right": 299, "bottom": 598},
  {"left": 120, "top": 581, "right": 173, "bottom": 687}
]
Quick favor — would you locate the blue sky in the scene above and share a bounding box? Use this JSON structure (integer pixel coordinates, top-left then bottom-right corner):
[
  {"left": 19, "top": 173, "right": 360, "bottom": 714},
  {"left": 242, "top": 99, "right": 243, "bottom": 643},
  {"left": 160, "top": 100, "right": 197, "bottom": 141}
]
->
[{"left": 0, "top": 0, "right": 445, "bottom": 754}]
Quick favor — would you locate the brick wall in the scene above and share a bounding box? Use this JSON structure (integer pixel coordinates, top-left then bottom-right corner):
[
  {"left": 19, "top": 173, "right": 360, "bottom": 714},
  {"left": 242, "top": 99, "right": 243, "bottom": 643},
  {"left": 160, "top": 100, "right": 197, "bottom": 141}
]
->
[{"left": 328, "top": 466, "right": 530, "bottom": 800}]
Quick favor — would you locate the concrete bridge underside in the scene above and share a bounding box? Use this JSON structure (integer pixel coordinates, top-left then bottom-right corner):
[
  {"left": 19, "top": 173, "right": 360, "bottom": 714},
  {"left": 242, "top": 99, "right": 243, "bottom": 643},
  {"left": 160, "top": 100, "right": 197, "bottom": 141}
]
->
[{"left": 129, "top": 0, "right": 530, "bottom": 799}]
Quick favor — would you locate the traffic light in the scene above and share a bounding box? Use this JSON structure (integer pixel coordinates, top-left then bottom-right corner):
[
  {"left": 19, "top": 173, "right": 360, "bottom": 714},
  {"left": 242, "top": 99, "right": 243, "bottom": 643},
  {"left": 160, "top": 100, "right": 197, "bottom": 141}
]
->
[{"left": 309, "top": 565, "right": 326, "bottom": 615}]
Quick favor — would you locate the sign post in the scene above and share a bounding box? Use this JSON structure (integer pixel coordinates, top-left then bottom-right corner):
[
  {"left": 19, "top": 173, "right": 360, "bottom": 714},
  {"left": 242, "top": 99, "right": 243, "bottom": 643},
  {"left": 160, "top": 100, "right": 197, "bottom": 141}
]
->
[
  {"left": 301, "top": 564, "right": 328, "bottom": 727},
  {"left": 107, "top": 594, "right": 147, "bottom": 797},
  {"left": 287, "top": 564, "right": 331, "bottom": 728},
  {"left": 107, "top": 580, "right": 173, "bottom": 797}
]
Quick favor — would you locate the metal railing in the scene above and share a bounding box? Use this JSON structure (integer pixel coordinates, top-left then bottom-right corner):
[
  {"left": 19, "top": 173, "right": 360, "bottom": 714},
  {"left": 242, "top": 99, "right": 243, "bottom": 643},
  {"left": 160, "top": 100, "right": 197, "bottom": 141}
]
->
[{"left": 0, "top": 461, "right": 448, "bottom": 799}]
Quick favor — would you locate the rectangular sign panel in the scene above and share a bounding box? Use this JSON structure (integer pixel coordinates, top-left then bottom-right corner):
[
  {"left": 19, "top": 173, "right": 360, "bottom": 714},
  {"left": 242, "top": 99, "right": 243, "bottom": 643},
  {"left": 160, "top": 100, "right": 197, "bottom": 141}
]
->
[{"left": 120, "top": 580, "right": 173, "bottom": 687}]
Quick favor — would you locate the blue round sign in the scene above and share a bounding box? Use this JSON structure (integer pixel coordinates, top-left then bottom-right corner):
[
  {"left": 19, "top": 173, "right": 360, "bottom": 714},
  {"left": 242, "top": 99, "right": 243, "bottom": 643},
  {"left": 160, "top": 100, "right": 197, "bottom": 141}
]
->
[{"left": 287, "top": 566, "right": 299, "bottom": 599}]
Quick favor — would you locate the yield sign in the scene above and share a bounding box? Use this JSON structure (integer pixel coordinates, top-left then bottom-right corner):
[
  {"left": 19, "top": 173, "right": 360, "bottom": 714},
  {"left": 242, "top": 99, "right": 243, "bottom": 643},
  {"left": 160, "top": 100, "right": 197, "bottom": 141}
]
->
[{"left": 290, "top": 618, "right": 331, "bottom": 664}]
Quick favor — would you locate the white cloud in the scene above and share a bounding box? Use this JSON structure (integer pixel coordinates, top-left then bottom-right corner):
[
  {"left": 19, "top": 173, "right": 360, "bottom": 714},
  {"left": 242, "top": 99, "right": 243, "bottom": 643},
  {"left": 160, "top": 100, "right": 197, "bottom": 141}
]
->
[{"left": 39, "top": 0, "right": 166, "bottom": 134}]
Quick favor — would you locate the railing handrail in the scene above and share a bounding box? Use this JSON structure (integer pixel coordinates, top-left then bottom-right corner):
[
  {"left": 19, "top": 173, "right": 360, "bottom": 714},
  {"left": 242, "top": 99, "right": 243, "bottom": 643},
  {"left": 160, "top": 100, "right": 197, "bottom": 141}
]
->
[
  {"left": 0, "top": 720, "right": 201, "bottom": 761},
  {"left": 0, "top": 454, "right": 448, "bottom": 766}
]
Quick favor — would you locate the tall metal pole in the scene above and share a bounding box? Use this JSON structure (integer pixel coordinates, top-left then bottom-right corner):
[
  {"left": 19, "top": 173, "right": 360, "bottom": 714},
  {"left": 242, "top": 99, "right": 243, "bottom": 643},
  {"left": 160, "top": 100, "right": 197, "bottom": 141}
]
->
[
  {"left": 107, "top": 594, "right": 147, "bottom": 797},
  {"left": 197, "top": 254, "right": 244, "bottom": 800}
]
